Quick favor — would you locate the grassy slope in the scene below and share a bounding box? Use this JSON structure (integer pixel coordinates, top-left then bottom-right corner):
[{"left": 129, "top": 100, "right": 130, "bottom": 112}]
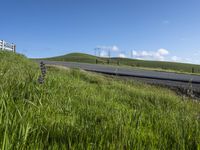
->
[
  {"left": 44, "top": 52, "right": 200, "bottom": 74},
  {"left": 44, "top": 53, "right": 98, "bottom": 63},
  {"left": 1, "top": 51, "right": 200, "bottom": 149}
]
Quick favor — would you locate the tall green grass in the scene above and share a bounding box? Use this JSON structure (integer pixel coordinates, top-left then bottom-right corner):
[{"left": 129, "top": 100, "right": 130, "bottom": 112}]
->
[{"left": 1, "top": 51, "right": 200, "bottom": 149}]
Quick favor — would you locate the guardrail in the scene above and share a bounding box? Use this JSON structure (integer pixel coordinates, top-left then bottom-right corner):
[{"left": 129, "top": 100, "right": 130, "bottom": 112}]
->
[{"left": 0, "top": 40, "right": 16, "bottom": 52}]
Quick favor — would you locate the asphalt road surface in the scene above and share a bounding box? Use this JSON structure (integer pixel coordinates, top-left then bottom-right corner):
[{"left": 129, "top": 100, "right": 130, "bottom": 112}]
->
[{"left": 36, "top": 60, "right": 200, "bottom": 95}]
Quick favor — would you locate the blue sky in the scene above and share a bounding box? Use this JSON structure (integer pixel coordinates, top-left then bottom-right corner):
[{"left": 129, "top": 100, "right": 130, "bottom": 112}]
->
[{"left": 1, "top": 0, "right": 200, "bottom": 64}]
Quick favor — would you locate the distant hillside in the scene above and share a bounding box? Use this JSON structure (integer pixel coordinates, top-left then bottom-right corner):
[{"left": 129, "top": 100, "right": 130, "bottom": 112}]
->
[
  {"left": 43, "top": 53, "right": 98, "bottom": 63},
  {"left": 41, "top": 53, "right": 200, "bottom": 74}
]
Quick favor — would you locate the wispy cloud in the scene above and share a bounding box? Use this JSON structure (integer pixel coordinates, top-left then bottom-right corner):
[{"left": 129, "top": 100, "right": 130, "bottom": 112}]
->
[
  {"left": 118, "top": 53, "right": 126, "bottom": 58},
  {"left": 171, "top": 56, "right": 182, "bottom": 62},
  {"left": 171, "top": 56, "right": 193, "bottom": 63},
  {"left": 162, "top": 20, "right": 170, "bottom": 25},
  {"left": 96, "top": 45, "right": 119, "bottom": 52},
  {"left": 100, "top": 50, "right": 108, "bottom": 57},
  {"left": 180, "top": 38, "right": 187, "bottom": 41}
]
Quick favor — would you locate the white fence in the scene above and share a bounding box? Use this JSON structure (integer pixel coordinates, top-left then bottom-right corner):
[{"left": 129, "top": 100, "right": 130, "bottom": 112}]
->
[{"left": 0, "top": 40, "right": 16, "bottom": 52}]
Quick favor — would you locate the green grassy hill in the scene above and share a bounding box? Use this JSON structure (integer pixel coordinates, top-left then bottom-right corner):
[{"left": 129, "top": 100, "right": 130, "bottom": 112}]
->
[
  {"left": 43, "top": 52, "right": 200, "bottom": 74},
  {"left": 44, "top": 53, "right": 98, "bottom": 63},
  {"left": 1, "top": 51, "right": 200, "bottom": 149}
]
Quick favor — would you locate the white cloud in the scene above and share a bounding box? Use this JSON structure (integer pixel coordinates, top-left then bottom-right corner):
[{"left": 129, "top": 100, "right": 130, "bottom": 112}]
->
[
  {"left": 118, "top": 53, "right": 126, "bottom": 58},
  {"left": 100, "top": 51, "right": 108, "bottom": 57},
  {"left": 194, "top": 51, "right": 200, "bottom": 56},
  {"left": 96, "top": 46, "right": 197, "bottom": 64},
  {"left": 132, "top": 50, "right": 137, "bottom": 56},
  {"left": 97, "top": 45, "right": 119, "bottom": 52},
  {"left": 170, "top": 56, "right": 193, "bottom": 64},
  {"left": 157, "top": 48, "right": 169, "bottom": 55},
  {"left": 171, "top": 56, "right": 181, "bottom": 62},
  {"left": 132, "top": 48, "right": 170, "bottom": 61},
  {"left": 112, "top": 45, "right": 119, "bottom": 51}
]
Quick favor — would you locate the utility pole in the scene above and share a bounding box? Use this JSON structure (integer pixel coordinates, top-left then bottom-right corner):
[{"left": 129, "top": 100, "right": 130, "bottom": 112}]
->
[
  {"left": 108, "top": 48, "right": 111, "bottom": 64},
  {"left": 108, "top": 49, "right": 111, "bottom": 58},
  {"left": 94, "top": 48, "right": 97, "bottom": 56},
  {"left": 98, "top": 48, "right": 101, "bottom": 57},
  {"left": 131, "top": 50, "right": 133, "bottom": 58},
  {"left": 14, "top": 44, "right": 16, "bottom": 53},
  {"left": 94, "top": 47, "right": 101, "bottom": 57},
  {"left": 2, "top": 40, "right": 4, "bottom": 50}
]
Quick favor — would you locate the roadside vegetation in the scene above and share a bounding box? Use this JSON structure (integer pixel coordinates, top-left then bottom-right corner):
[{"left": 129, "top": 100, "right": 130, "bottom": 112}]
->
[
  {"left": 42, "top": 52, "right": 200, "bottom": 75},
  {"left": 1, "top": 51, "right": 200, "bottom": 149}
]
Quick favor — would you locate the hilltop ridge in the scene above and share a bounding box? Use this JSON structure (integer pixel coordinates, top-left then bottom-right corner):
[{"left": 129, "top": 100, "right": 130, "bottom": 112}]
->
[{"left": 40, "top": 52, "right": 200, "bottom": 74}]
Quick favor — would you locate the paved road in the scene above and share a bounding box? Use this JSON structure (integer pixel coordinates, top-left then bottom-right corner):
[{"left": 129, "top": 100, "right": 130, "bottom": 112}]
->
[{"left": 36, "top": 60, "right": 200, "bottom": 94}]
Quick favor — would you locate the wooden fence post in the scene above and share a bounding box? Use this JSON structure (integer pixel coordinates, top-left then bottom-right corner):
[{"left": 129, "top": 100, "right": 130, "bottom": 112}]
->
[{"left": 192, "top": 68, "right": 194, "bottom": 73}]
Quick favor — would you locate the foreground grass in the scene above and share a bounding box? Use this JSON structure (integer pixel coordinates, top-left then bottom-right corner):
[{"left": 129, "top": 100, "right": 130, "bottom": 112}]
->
[
  {"left": 42, "top": 52, "right": 200, "bottom": 74},
  {"left": 1, "top": 51, "right": 200, "bottom": 149}
]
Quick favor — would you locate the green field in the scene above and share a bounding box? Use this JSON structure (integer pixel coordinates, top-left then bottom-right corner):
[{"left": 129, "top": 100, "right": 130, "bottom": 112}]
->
[
  {"left": 1, "top": 51, "right": 200, "bottom": 149},
  {"left": 42, "top": 52, "right": 200, "bottom": 74}
]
